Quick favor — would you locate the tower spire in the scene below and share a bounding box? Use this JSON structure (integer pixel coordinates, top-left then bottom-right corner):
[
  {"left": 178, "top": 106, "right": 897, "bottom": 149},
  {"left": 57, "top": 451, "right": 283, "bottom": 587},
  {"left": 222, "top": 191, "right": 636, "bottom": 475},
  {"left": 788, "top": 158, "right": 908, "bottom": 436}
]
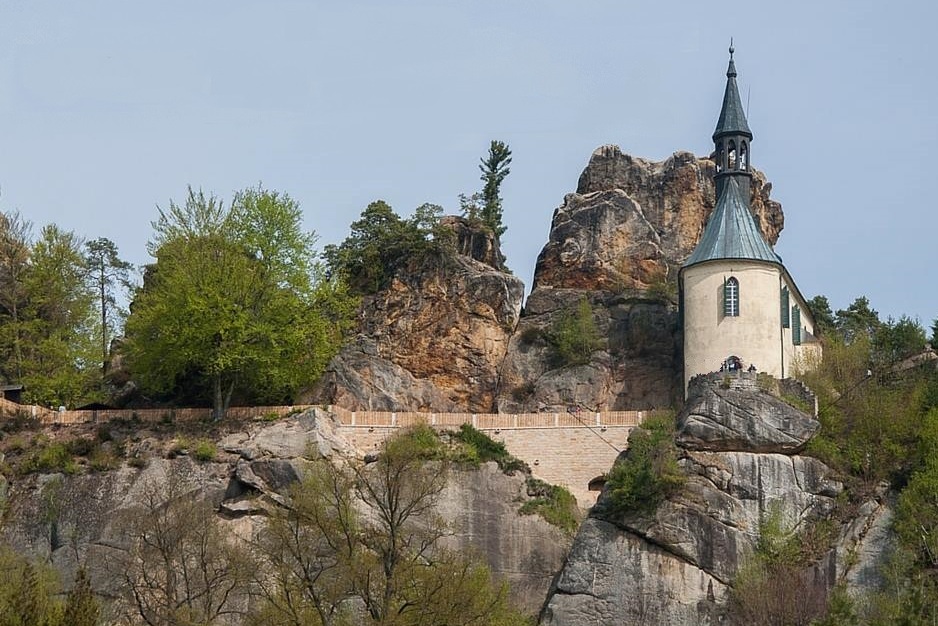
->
[{"left": 712, "top": 43, "right": 753, "bottom": 204}]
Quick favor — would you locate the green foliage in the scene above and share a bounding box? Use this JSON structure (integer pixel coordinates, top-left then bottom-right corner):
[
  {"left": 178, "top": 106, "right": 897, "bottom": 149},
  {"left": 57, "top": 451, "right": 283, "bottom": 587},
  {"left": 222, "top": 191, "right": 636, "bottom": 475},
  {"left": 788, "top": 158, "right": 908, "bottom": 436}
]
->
[
  {"left": 62, "top": 567, "right": 99, "bottom": 626},
  {"left": 18, "top": 439, "right": 79, "bottom": 475},
  {"left": 808, "top": 294, "right": 837, "bottom": 337},
  {"left": 546, "top": 298, "right": 604, "bottom": 367},
  {"left": 392, "top": 422, "right": 446, "bottom": 461},
  {"left": 84, "top": 237, "right": 133, "bottom": 376},
  {"left": 450, "top": 423, "right": 529, "bottom": 474},
  {"left": 800, "top": 332, "right": 925, "bottom": 483},
  {"left": 479, "top": 140, "right": 512, "bottom": 238},
  {"left": 125, "top": 185, "right": 355, "bottom": 419},
  {"left": 192, "top": 439, "right": 217, "bottom": 463},
  {"left": 519, "top": 478, "right": 581, "bottom": 534},
  {"left": 872, "top": 314, "right": 928, "bottom": 368},
  {"left": 932, "top": 318, "right": 938, "bottom": 350},
  {"left": 605, "top": 412, "right": 684, "bottom": 514},
  {"left": 835, "top": 295, "right": 881, "bottom": 343},
  {"left": 322, "top": 200, "right": 447, "bottom": 295}
]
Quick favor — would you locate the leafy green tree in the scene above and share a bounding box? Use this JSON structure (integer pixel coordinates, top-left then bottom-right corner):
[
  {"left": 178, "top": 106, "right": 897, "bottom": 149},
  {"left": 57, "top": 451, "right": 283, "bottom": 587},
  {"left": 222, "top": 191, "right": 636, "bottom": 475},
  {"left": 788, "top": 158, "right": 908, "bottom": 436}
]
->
[
  {"left": 0, "top": 211, "right": 33, "bottom": 381},
  {"left": 125, "top": 185, "right": 354, "bottom": 419},
  {"left": 85, "top": 238, "right": 133, "bottom": 375},
  {"left": 322, "top": 200, "right": 445, "bottom": 296},
  {"left": 931, "top": 318, "right": 938, "bottom": 350},
  {"left": 479, "top": 140, "right": 512, "bottom": 238},
  {"left": 605, "top": 413, "right": 684, "bottom": 514},
  {"left": 807, "top": 295, "right": 836, "bottom": 337},
  {"left": 20, "top": 225, "right": 98, "bottom": 407}
]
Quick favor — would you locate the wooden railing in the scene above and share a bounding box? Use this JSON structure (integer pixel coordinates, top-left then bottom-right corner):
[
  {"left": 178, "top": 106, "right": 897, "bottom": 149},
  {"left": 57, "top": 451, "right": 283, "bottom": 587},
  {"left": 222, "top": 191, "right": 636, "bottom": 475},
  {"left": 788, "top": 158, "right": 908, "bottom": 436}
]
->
[{"left": 0, "top": 397, "right": 651, "bottom": 429}]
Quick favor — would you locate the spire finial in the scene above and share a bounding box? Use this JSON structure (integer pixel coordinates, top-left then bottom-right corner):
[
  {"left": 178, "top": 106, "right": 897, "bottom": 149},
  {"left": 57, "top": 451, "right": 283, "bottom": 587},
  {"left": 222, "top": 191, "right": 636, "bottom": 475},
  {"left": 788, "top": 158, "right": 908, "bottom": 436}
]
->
[{"left": 729, "top": 38, "right": 734, "bottom": 59}]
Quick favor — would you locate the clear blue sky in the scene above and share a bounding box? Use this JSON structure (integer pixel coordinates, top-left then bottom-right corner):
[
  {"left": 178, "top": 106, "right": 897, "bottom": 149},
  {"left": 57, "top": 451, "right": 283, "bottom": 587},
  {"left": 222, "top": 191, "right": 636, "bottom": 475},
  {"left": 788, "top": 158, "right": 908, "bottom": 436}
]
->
[{"left": 0, "top": 1, "right": 935, "bottom": 326}]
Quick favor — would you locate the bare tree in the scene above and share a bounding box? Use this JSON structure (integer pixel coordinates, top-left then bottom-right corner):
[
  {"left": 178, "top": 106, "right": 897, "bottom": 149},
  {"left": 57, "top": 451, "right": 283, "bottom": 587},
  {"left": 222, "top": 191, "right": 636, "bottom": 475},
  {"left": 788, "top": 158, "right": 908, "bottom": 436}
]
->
[{"left": 115, "top": 465, "right": 251, "bottom": 625}]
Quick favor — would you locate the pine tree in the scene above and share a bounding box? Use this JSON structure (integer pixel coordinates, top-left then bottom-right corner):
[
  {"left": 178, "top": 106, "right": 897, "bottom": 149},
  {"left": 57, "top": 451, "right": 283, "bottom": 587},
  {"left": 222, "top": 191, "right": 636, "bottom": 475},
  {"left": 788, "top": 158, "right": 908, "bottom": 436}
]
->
[{"left": 478, "top": 140, "right": 512, "bottom": 238}]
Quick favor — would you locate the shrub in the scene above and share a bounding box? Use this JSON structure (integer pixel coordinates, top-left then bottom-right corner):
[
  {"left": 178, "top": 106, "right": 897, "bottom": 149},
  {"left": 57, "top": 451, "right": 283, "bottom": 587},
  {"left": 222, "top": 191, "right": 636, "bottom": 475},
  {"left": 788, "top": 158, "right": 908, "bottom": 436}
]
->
[
  {"left": 605, "top": 412, "right": 684, "bottom": 514},
  {"left": 391, "top": 423, "right": 445, "bottom": 461},
  {"left": 20, "top": 442, "right": 79, "bottom": 475},
  {"left": 519, "top": 478, "right": 581, "bottom": 534},
  {"left": 65, "top": 437, "right": 95, "bottom": 457},
  {"left": 451, "top": 424, "right": 528, "bottom": 475},
  {"left": 192, "top": 440, "right": 217, "bottom": 463},
  {"left": 88, "top": 450, "right": 120, "bottom": 472},
  {"left": 546, "top": 298, "right": 604, "bottom": 367}
]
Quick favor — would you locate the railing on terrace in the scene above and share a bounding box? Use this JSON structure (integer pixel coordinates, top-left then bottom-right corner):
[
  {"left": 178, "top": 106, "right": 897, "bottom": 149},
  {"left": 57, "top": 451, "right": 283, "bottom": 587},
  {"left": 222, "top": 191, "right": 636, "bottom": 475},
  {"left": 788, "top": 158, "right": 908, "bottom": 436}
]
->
[{"left": 0, "top": 396, "right": 653, "bottom": 429}]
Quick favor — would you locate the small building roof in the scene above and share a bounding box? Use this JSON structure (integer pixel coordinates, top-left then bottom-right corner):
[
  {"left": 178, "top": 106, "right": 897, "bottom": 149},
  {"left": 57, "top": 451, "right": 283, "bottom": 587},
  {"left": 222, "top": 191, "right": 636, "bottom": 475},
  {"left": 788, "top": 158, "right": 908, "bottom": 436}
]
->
[
  {"left": 713, "top": 47, "right": 752, "bottom": 140},
  {"left": 683, "top": 177, "right": 780, "bottom": 268}
]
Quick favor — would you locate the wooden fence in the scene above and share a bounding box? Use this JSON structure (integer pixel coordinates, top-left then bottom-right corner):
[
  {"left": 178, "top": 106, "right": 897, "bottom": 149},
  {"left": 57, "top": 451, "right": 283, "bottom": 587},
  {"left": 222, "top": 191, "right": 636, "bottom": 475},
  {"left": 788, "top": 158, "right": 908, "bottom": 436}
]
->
[{"left": 0, "top": 397, "right": 652, "bottom": 430}]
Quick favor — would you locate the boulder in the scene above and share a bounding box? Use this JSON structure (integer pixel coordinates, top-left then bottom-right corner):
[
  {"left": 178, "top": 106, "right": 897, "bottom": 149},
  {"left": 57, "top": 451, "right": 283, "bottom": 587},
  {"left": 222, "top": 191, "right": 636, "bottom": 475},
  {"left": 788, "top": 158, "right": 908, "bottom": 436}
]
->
[{"left": 675, "top": 374, "right": 820, "bottom": 454}]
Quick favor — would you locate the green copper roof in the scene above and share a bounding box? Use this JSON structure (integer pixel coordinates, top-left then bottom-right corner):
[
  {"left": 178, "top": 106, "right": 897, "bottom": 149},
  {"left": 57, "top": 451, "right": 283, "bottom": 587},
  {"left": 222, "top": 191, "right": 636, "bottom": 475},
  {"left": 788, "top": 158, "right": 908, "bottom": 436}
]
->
[
  {"left": 683, "top": 177, "right": 780, "bottom": 268},
  {"left": 712, "top": 47, "right": 752, "bottom": 140}
]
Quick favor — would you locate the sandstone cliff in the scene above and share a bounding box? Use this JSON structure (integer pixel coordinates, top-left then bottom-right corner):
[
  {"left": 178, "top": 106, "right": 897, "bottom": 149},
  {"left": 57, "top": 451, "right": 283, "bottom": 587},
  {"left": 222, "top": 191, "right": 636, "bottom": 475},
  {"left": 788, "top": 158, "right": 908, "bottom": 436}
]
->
[
  {"left": 310, "top": 145, "right": 784, "bottom": 415},
  {"left": 539, "top": 373, "right": 893, "bottom": 625},
  {"left": 496, "top": 146, "right": 782, "bottom": 413},
  {"left": 309, "top": 219, "right": 524, "bottom": 412},
  {"left": 0, "top": 411, "right": 568, "bottom": 616}
]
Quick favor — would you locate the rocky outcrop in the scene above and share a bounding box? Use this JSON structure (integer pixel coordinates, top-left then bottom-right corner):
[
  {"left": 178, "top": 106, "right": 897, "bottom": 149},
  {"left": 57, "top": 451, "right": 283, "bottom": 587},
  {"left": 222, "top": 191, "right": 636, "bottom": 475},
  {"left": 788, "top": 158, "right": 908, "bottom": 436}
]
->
[
  {"left": 0, "top": 411, "right": 568, "bottom": 615},
  {"left": 676, "top": 373, "right": 820, "bottom": 453},
  {"left": 309, "top": 224, "right": 524, "bottom": 412},
  {"left": 538, "top": 145, "right": 783, "bottom": 292},
  {"left": 494, "top": 146, "right": 784, "bottom": 413},
  {"left": 539, "top": 375, "right": 888, "bottom": 625}
]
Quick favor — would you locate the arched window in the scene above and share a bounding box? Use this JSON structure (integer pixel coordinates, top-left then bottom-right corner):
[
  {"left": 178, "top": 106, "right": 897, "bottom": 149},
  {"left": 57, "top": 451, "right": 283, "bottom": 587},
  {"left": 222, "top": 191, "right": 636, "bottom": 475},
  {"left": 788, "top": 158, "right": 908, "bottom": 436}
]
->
[
  {"left": 740, "top": 142, "right": 748, "bottom": 171},
  {"left": 724, "top": 277, "right": 739, "bottom": 317},
  {"left": 716, "top": 144, "right": 725, "bottom": 173},
  {"left": 728, "top": 140, "right": 737, "bottom": 170}
]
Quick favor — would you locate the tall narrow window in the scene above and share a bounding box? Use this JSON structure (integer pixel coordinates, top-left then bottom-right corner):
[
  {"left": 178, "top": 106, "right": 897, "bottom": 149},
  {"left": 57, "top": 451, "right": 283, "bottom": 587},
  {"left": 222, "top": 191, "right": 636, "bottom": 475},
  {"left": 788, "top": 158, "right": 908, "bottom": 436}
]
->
[
  {"left": 724, "top": 277, "right": 739, "bottom": 317},
  {"left": 792, "top": 305, "right": 802, "bottom": 345},
  {"left": 781, "top": 287, "right": 790, "bottom": 328}
]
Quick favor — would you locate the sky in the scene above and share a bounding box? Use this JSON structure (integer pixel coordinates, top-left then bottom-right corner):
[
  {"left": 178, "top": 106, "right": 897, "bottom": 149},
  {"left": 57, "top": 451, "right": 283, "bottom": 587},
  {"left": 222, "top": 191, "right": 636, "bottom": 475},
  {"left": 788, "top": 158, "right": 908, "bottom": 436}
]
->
[{"left": 0, "top": 1, "right": 935, "bottom": 325}]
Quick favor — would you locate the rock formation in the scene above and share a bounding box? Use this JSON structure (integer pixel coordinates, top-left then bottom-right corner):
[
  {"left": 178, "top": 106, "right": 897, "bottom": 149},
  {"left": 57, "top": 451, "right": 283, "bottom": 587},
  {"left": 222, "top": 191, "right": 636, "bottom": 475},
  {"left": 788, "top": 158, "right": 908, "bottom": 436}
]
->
[
  {"left": 0, "top": 410, "right": 568, "bottom": 615},
  {"left": 539, "top": 373, "right": 892, "bottom": 625},
  {"left": 308, "top": 219, "right": 524, "bottom": 413},
  {"left": 496, "top": 146, "right": 782, "bottom": 413}
]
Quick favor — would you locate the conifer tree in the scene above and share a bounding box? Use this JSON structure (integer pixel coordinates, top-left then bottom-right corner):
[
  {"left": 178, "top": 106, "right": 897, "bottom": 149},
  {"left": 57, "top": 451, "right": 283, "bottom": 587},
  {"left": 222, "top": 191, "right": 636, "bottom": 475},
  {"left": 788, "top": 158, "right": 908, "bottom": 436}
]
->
[{"left": 478, "top": 140, "right": 512, "bottom": 238}]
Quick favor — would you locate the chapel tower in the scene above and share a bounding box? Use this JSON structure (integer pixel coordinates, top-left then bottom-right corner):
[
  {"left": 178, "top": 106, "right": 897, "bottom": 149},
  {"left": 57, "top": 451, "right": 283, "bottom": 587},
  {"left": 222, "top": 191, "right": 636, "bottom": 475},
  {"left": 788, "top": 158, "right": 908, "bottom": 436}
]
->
[{"left": 680, "top": 47, "right": 820, "bottom": 394}]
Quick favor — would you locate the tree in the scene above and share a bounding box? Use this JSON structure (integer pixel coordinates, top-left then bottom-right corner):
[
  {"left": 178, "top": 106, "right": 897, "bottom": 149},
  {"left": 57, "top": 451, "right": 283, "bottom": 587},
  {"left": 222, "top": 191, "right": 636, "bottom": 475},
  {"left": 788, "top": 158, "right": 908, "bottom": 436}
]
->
[
  {"left": 114, "top": 465, "right": 251, "bottom": 625},
  {"left": 322, "top": 200, "right": 444, "bottom": 296},
  {"left": 125, "top": 185, "right": 354, "bottom": 419},
  {"left": 62, "top": 567, "right": 99, "bottom": 626},
  {"left": 250, "top": 426, "right": 528, "bottom": 626},
  {"left": 0, "top": 211, "right": 33, "bottom": 381},
  {"left": 479, "top": 140, "right": 512, "bottom": 238},
  {"left": 835, "top": 296, "right": 881, "bottom": 343},
  {"left": 85, "top": 238, "right": 133, "bottom": 375},
  {"left": 20, "top": 225, "right": 98, "bottom": 406},
  {"left": 807, "top": 295, "right": 836, "bottom": 337},
  {"left": 931, "top": 318, "right": 938, "bottom": 350},
  {"left": 873, "top": 315, "right": 927, "bottom": 368}
]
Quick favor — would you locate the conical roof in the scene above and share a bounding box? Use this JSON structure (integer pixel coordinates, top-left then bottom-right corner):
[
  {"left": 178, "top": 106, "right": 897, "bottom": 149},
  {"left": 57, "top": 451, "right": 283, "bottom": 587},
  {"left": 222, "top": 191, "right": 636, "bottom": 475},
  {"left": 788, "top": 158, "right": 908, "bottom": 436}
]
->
[
  {"left": 683, "top": 177, "right": 779, "bottom": 268},
  {"left": 713, "top": 47, "right": 752, "bottom": 140}
]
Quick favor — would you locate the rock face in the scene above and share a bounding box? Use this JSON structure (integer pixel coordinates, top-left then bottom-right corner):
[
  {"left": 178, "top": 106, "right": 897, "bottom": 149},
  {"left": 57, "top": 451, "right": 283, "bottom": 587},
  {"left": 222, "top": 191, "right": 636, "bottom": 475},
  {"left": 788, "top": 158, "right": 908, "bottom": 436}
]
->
[
  {"left": 498, "top": 145, "right": 786, "bottom": 412},
  {"left": 0, "top": 411, "right": 567, "bottom": 616},
  {"left": 539, "top": 375, "right": 890, "bottom": 625},
  {"left": 309, "top": 222, "right": 524, "bottom": 412},
  {"left": 676, "top": 374, "right": 820, "bottom": 453},
  {"left": 537, "top": 146, "right": 783, "bottom": 293}
]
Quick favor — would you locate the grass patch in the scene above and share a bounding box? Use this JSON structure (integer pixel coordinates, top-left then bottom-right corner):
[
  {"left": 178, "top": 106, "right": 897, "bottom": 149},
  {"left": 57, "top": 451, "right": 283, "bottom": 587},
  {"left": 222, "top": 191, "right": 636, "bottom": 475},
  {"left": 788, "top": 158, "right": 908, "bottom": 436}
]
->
[
  {"left": 19, "top": 440, "right": 79, "bottom": 475},
  {"left": 192, "top": 439, "right": 217, "bottom": 463},
  {"left": 519, "top": 478, "right": 581, "bottom": 534}
]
